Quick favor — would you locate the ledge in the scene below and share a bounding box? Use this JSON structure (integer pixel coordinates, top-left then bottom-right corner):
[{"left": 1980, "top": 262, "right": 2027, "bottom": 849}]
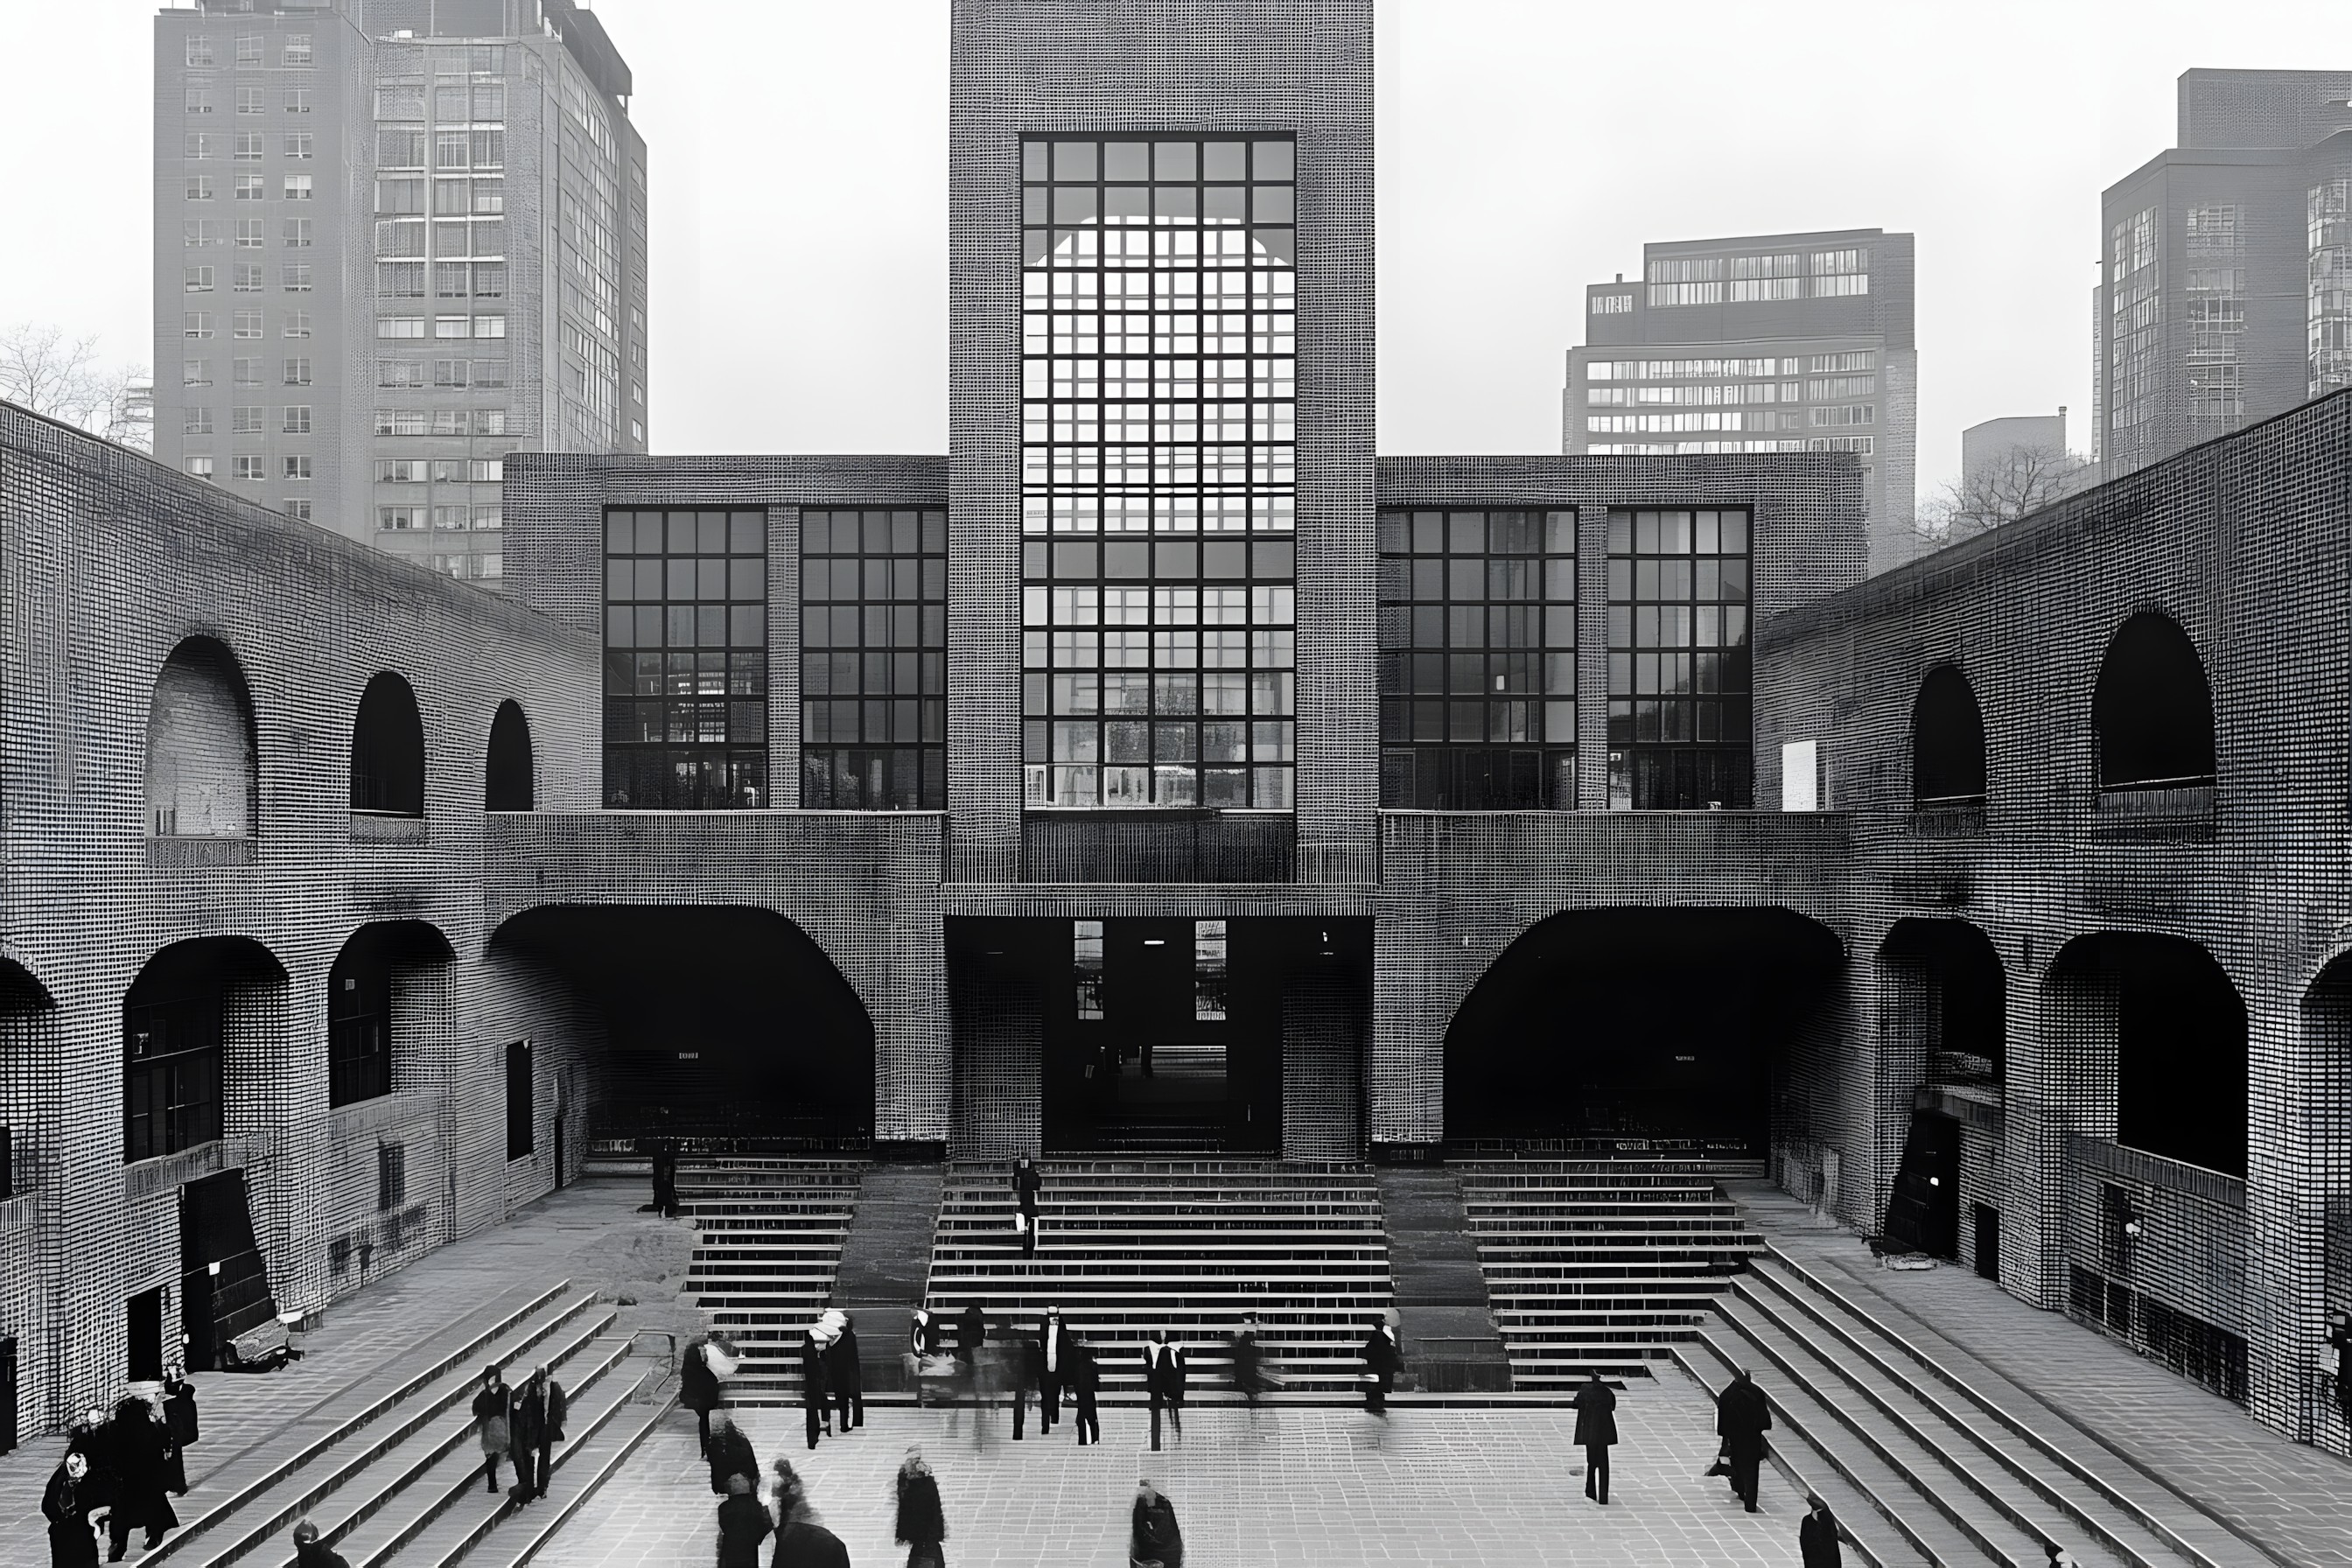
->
[
  {"left": 328, "top": 1089, "right": 439, "bottom": 1139},
  {"left": 2090, "top": 782, "right": 2215, "bottom": 840},
  {"left": 2067, "top": 1135, "right": 2246, "bottom": 1207},
  {"left": 122, "top": 1135, "right": 269, "bottom": 1200},
  {"left": 145, "top": 836, "right": 256, "bottom": 869},
  {"left": 351, "top": 812, "right": 428, "bottom": 844},
  {"left": 1910, "top": 798, "right": 1985, "bottom": 839}
]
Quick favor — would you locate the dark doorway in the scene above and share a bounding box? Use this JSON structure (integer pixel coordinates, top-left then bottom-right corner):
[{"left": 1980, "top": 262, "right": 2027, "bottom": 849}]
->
[
  {"left": 179, "top": 1170, "right": 274, "bottom": 1371},
  {"left": 128, "top": 1287, "right": 164, "bottom": 1382},
  {"left": 506, "top": 1040, "right": 535, "bottom": 1160},
  {"left": 1884, "top": 1110, "right": 1960, "bottom": 1259},
  {"left": 0, "top": 1336, "right": 16, "bottom": 1455},
  {"left": 553, "top": 1114, "right": 565, "bottom": 1189},
  {"left": 1444, "top": 907, "right": 1840, "bottom": 1152},
  {"left": 486, "top": 699, "right": 534, "bottom": 811},
  {"left": 1973, "top": 1201, "right": 2000, "bottom": 1281}
]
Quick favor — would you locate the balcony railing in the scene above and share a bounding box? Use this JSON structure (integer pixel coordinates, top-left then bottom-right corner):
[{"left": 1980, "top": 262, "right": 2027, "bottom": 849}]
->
[{"left": 1020, "top": 809, "right": 1296, "bottom": 884}]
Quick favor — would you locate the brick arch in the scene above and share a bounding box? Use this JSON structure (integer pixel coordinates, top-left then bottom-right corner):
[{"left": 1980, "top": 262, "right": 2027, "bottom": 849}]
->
[
  {"left": 122, "top": 934, "right": 291, "bottom": 1165},
  {"left": 146, "top": 634, "right": 260, "bottom": 842},
  {"left": 2042, "top": 929, "right": 2246, "bottom": 1178},
  {"left": 326, "top": 920, "right": 455, "bottom": 1110},
  {"left": 2093, "top": 612, "right": 2216, "bottom": 792}
]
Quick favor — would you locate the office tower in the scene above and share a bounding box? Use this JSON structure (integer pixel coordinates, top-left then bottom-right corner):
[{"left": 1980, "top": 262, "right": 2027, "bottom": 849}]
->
[
  {"left": 2098, "top": 67, "right": 2352, "bottom": 480},
  {"left": 1564, "top": 228, "right": 1917, "bottom": 576},
  {"left": 152, "top": 0, "right": 647, "bottom": 584}
]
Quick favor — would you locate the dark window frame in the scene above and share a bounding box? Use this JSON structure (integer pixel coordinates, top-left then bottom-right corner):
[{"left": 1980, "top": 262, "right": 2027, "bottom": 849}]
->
[
  {"left": 505, "top": 1039, "right": 534, "bottom": 1160},
  {"left": 799, "top": 507, "right": 948, "bottom": 808},
  {"left": 123, "top": 990, "right": 225, "bottom": 1162},
  {"left": 327, "top": 946, "right": 392, "bottom": 1107},
  {"left": 601, "top": 508, "right": 770, "bottom": 809},
  {"left": 1605, "top": 507, "right": 1754, "bottom": 809}
]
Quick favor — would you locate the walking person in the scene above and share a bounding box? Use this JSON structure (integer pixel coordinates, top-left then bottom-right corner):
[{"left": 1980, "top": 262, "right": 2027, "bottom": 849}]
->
[
  {"left": 715, "top": 1473, "right": 771, "bottom": 1568},
  {"left": 509, "top": 1368, "right": 545, "bottom": 1503},
  {"left": 1011, "top": 1154, "right": 1042, "bottom": 1257},
  {"left": 1572, "top": 1371, "right": 1617, "bottom": 1505},
  {"left": 682, "top": 1335, "right": 724, "bottom": 1457},
  {"left": 770, "top": 1459, "right": 852, "bottom": 1568},
  {"left": 1036, "top": 1306, "right": 1070, "bottom": 1435},
  {"left": 1130, "top": 1480, "right": 1184, "bottom": 1568},
  {"left": 909, "top": 1307, "right": 942, "bottom": 1410},
  {"left": 44, "top": 1450, "right": 103, "bottom": 1568},
  {"left": 894, "top": 1446, "right": 947, "bottom": 1568},
  {"left": 160, "top": 1375, "right": 197, "bottom": 1501},
  {"left": 1359, "top": 1309, "right": 1403, "bottom": 1418},
  {"left": 1068, "top": 1334, "right": 1102, "bottom": 1446},
  {"left": 102, "top": 1394, "right": 176, "bottom": 1560},
  {"left": 948, "top": 1303, "right": 987, "bottom": 1438},
  {"left": 1717, "top": 1366, "right": 1772, "bottom": 1513},
  {"left": 801, "top": 1325, "right": 833, "bottom": 1452},
  {"left": 706, "top": 1410, "right": 760, "bottom": 1498},
  {"left": 1010, "top": 1313, "right": 1043, "bottom": 1441},
  {"left": 529, "top": 1366, "right": 567, "bottom": 1502},
  {"left": 471, "top": 1367, "right": 514, "bottom": 1496},
  {"left": 290, "top": 1520, "right": 351, "bottom": 1568},
  {"left": 1799, "top": 1494, "right": 1844, "bottom": 1567},
  {"left": 1143, "top": 1331, "right": 1186, "bottom": 1452},
  {"left": 826, "top": 1313, "right": 864, "bottom": 1434},
  {"left": 1227, "top": 1312, "right": 1267, "bottom": 1414}
]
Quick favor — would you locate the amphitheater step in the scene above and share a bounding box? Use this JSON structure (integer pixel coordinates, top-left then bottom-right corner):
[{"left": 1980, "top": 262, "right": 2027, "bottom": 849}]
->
[
  {"left": 683, "top": 1158, "right": 867, "bottom": 1398},
  {"left": 1373, "top": 1167, "right": 1509, "bottom": 1393}
]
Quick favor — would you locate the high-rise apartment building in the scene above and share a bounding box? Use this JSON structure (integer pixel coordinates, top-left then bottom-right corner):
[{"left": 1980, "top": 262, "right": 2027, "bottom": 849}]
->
[
  {"left": 152, "top": 0, "right": 647, "bottom": 584},
  {"left": 2097, "top": 68, "right": 2352, "bottom": 481},
  {"left": 1563, "top": 229, "right": 1917, "bottom": 576}
]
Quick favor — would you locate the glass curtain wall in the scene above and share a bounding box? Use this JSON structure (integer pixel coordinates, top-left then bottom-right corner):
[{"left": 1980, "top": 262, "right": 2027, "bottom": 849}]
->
[
  {"left": 1020, "top": 135, "right": 1298, "bottom": 811},
  {"left": 1606, "top": 508, "right": 1753, "bottom": 809},
  {"left": 800, "top": 507, "right": 948, "bottom": 808},
  {"left": 603, "top": 508, "right": 769, "bottom": 808}
]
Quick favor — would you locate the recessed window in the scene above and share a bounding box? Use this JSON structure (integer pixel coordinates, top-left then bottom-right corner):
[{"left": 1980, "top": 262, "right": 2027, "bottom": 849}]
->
[
  {"left": 800, "top": 508, "right": 947, "bottom": 808},
  {"left": 1605, "top": 508, "right": 1753, "bottom": 809},
  {"left": 282, "top": 402, "right": 312, "bottom": 433},
  {"left": 601, "top": 508, "right": 770, "bottom": 809},
  {"left": 186, "top": 37, "right": 214, "bottom": 67}
]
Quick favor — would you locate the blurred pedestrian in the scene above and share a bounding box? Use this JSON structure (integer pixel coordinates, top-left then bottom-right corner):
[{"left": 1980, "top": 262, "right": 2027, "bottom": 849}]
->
[
  {"left": 801, "top": 1325, "right": 833, "bottom": 1451},
  {"left": 1130, "top": 1480, "right": 1184, "bottom": 1568},
  {"left": 1069, "top": 1334, "right": 1102, "bottom": 1446},
  {"left": 43, "top": 1450, "right": 102, "bottom": 1568},
  {"left": 770, "top": 1459, "right": 851, "bottom": 1568},
  {"left": 707, "top": 1410, "right": 759, "bottom": 1497},
  {"left": 1572, "top": 1372, "right": 1617, "bottom": 1505},
  {"left": 1011, "top": 1315, "right": 1043, "bottom": 1441},
  {"left": 894, "top": 1446, "right": 946, "bottom": 1568},
  {"left": 1717, "top": 1367, "right": 1772, "bottom": 1513},
  {"left": 290, "top": 1519, "right": 350, "bottom": 1568},
  {"left": 1359, "top": 1309, "right": 1403, "bottom": 1418},
  {"left": 1143, "top": 1331, "right": 1186, "bottom": 1452},
  {"left": 826, "top": 1313, "right": 864, "bottom": 1434},
  {"left": 682, "top": 1336, "right": 723, "bottom": 1457},
  {"left": 1228, "top": 1312, "right": 1267, "bottom": 1412},
  {"left": 1800, "top": 1494, "right": 1844, "bottom": 1566},
  {"left": 1011, "top": 1155, "right": 1042, "bottom": 1257},
  {"left": 471, "top": 1367, "right": 514, "bottom": 1496},
  {"left": 103, "top": 1393, "right": 176, "bottom": 1559},
  {"left": 715, "top": 1473, "right": 770, "bottom": 1568}
]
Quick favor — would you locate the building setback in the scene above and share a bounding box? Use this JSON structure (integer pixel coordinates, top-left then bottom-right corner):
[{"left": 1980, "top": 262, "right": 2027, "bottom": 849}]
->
[
  {"left": 1564, "top": 228, "right": 1917, "bottom": 578},
  {"left": 151, "top": 0, "right": 648, "bottom": 584},
  {"left": 2097, "top": 66, "right": 2352, "bottom": 481}
]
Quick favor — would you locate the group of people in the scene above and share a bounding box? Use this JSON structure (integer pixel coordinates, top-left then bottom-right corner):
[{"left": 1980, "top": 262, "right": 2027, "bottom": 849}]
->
[
  {"left": 41, "top": 1380, "right": 199, "bottom": 1565},
  {"left": 469, "top": 1362, "right": 570, "bottom": 1505},
  {"left": 798, "top": 1311, "right": 865, "bottom": 1450}
]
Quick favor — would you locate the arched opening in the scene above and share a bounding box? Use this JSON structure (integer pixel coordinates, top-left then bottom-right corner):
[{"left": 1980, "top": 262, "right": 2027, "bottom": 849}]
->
[
  {"left": 2093, "top": 613, "right": 2216, "bottom": 792},
  {"left": 485, "top": 699, "right": 534, "bottom": 812},
  {"left": 146, "top": 635, "right": 259, "bottom": 839},
  {"left": 488, "top": 906, "right": 876, "bottom": 1148},
  {"left": 1879, "top": 919, "right": 2006, "bottom": 1266},
  {"left": 2049, "top": 931, "right": 2246, "bottom": 1177},
  {"left": 1444, "top": 906, "right": 1843, "bottom": 1152},
  {"left": 327, "top": 920, "right": 455, "bottom": 1107},
  {"left": 1910, "top": 664, "right": 1986, "bottom": 807},
  {"left": 123, "top": 936, "right": 286, "bottom": 1163},
  {"left": 351, "top": 671, "right": 425, "bottom": 817}
]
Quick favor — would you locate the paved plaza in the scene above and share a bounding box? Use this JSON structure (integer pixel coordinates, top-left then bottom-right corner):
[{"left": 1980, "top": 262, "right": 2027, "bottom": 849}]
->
[{"left": 534, "top": 1389, "right": 1807, "bottom": 1568}]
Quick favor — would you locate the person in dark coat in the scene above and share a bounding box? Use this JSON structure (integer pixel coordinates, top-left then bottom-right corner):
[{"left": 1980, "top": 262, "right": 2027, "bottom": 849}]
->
[
  {"left": 471, "top": 1367, "right": 514, "bottom": 1495},
  {"left": 1142, "top": 1331, "right": 1186, "bottom": 1452},
  {"left": 290, "top": 1519, "right": 351, "bottom": 1568},
  {"left": 1130, "top": 1480, "right": 1184, "bottom": 1568},
  {"left": 1032, "top": 1306, "right": 1071, "bottom": 1437},
  {"left": 529, "top": 1367, "right": 566, "bottom": 1503},
  {"left": 1359, "top": 1309, "right": 1403, "bottom": 1418},
  {"left": 1068, "top": 1334, "right": 1101, "bottom": 1446},
  {"left": 1011, "top": 1156, "right": 1042, "bottom": 1257},
  {"left": 706, "top": 1410, "right": 759, "bottom": 1497},
  {"left": 102, "top": 1395, "right": 176, "bottom": 1560},
  {"left": 1228, "top": 1312, "right": 1267, "bottom": 1411},
  {"left": 800, "top": 1329, "right": 832, "bottom": 1451},
  {"left": 1717, "top": 1367, "right": 1773, "bottom": 1513},
  {"left": 682, "top": 1337, "right": 723, "bottom": 1457},
  {"left": 894, "top": 1446, "right": 947, "bottom": 1568},
  {"left": 1009, "top": 1315, "right": 1043, "bottom": 1441},
  {"left": 509, "top": 1369, "right": 547, "bottom": 1503},
  {"left": 826, "top": 1316, "right": 864, "bottom": 1433},
  {"left": 1799, "top": 1494, "right": 1844, "bottom": 1567},
  {"left": 162, "top": 1376, "right": 197, "bottom": 1497},
  {"left": 1572, "top": 1372, "right": 1618, "bottom": 1505},
  {"left": 956, "top": 1304, "right": 987, "bottom": 1366},
  {"left": 44, "top": 1451, "right": 102, "bottom": 1568},
  {"left": 715, "top": 1474, "right": 771, "bottom": 1568},
  {"left": 769, "top": 1460, "right": 852, "bottom": 1568}
]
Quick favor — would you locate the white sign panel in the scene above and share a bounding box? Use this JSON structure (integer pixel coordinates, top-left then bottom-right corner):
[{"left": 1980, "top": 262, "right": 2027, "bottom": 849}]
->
[{"left": 1782, "top": 739, "right": 1818, "bottom": 812}]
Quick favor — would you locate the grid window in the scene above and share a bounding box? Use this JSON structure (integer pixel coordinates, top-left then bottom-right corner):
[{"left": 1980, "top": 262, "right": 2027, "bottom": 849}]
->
[
  {"left": 1605, "top": 508, "right": 1753, "bottom": 809},
  {"left": 602, "top": 508, "right": 770, "bottom": 809},
  {"left": 800, "top": 508, "right": 948, "bottom": 809},
  {"left": 1020, "top": 134, "right": 1298, "bottom": 810},
  {"left": 123, "top": 994, "right": 222, "bottom": 1162},
  {"left": 328, "top": 956, "right": 390, "bottom": 1107},
  {"left": 1376, "top": 508, "right": 1576, "bottom": 808}
]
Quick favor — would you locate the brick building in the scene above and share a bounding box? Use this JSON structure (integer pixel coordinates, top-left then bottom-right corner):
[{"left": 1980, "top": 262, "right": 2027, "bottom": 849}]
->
[{"left": 1, "top": 0, "right": 2347, "bottom": 1466}]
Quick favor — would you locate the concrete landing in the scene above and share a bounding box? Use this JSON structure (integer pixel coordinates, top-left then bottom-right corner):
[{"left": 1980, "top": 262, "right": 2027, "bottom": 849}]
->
[
  {"left": 827, "top": 1161, "right": 942, "bottom": 1391},
  {"left": 1374, "top": 1166, "right": 1512, "bottom": 1392}
]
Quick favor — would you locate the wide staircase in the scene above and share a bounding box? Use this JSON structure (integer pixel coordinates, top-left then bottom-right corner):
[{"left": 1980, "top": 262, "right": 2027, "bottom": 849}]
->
[
  {"left": 146, "top": 1281, "right": 668, "bottom": 1568},
  {"left": 1459, "top": 1158, "right": 1765, "bottom": 1390},
  {"left": 678, "top": 1157, "right": 864, "bottom": 1401},
  {"left": 1680, "top": 1188, "right": 2263, "bottom": 1568},
  {"left": 923, "top": 1159, "right": 1392, "bottom": 1396}
]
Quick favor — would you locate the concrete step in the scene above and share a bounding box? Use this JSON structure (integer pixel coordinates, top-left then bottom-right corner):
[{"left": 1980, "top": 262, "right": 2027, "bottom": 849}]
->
[{"left": 453, "top": 1398, "right": 679, "bottom": 1568}]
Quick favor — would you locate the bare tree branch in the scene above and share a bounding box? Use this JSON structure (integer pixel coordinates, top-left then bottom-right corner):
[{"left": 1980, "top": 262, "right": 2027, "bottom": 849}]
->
[
  {"left": 0, "top": 325, "right": 153, "bottom": 451},
  {"left": 1918, "top": 440, "right": 2094, "bottom": 547}
]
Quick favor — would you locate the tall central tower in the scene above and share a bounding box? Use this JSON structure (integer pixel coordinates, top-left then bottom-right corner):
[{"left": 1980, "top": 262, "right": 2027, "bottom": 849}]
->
[{"left": 947, "top": 0, "right": 1375, "bottom": 886}]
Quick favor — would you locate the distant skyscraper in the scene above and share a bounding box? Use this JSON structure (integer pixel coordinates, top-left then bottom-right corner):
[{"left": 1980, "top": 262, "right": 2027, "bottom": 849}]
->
[
  {"left": 1564, "top": 228, "right": 1916, "bottom": 575},
  {"left": 152, "top": 0, "right": 648, "bottom": 585},
  {"left": 1960, "top": 410, "right": 2068, "bottom": 479},
  {"left": 2098, "top": 68, "right": 2352, "bottom": 481}
]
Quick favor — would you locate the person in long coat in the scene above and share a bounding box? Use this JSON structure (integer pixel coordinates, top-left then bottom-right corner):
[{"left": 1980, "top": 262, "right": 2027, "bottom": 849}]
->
[
  {"left": 1717, "top": 1367, "right": 1772, "bottom": 1513},
  {"left": 103, "top": 1394, "right": 176, "bottom": 1559},
  {"left": 1142, "top": 1331, "right": 1186, "bottom": 1452},
  {"left": 1009, "top": 1314, "right": 1043, "bottom": 1441},
  {"left": 529, "top": 1367, "right": 567, "bottom": 1504},
  {"left": 1068, "top": 1334, "right": 1101, "bottom": 1446},
  {"left": 1011, "top": 1156, "right": 1042, "bottom": 1257},
  {"left": 1358, "top": 1310, "right": 1404, "bottom": 1418},
  {"left": 162, "top": 1376, "right": 198, "bottom": 1498},
  {"left": 509, "top": 1370, "right": 547, "bottom": 1502},
  {"left": 1572, "top": 1372, "right": 1618, "bottom": 1505},
  {"left": 1130, "top": 1480, "right": 1184, "bottom": 1568},
  {"left": 682, "top": 1338, "right": 722, "bottom": 1457},
  {"left": 769, "top": 1460, "right": 852, "bottom": 1568},
  {"left": 800, "top": 1328, "right": 833, "bottom": 1451},
  {"left": 470, "top": 1368, "right": 514, "bottom": 1496},
  {"left": 1799, "top": 1494, "right": 1844, "bottom": 1567},
  {"left": 893, "top": 1446, "right": 947, "bottom": 1568},
  {"left": 825, "top": 1315, "right": 864, "bottom": 1434},
  {"left": 706, "top": 1410, "right": 759, "bottom": 1497},
  {"left": 44, "top": 1451, "right": 102, "bottom": 1568},
  {"left": 715, "top": 1474, "right": 771, "bottom": 1568},
  {"left": 1228, "top": 1312, "right": 1267, "bottom": 1411},
  {"left": 1035, "top": 1306, "right": 1071, "bottom": 1432}
]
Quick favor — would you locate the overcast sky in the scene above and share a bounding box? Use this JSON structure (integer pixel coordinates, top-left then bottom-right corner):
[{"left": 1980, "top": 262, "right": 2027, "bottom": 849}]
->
[{"left": 4, "top": 1, "right": 2342, "bottom": 495}]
